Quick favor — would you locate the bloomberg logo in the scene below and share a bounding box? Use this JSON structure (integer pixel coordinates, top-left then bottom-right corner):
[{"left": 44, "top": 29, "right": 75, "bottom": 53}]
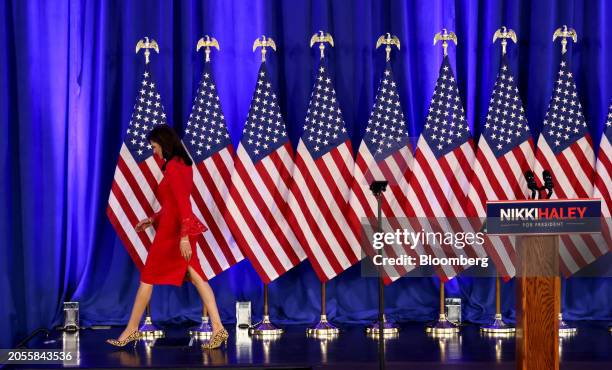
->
[{"left": 487, "top": 199, "right": 601, "bottom": 235}]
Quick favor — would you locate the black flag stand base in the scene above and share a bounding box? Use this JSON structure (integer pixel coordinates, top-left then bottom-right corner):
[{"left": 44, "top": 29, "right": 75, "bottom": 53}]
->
[
  {"left": 139, "top": 304, "right": 165, "bottom": 339},
  {"left": 426, "top": 281, "right": 459, "bottom": 336},
  {"left": 250, "top": 284, "right": 284, "bottom": 337},
  {"left": 307, "top": 282, "right": 339, "bottom": 337},
  {"left": 480, "top": 276, "right": 515, "bottom": 336},
  {"left": 189, "top": 307, "right": 213, "bottom": 339}
]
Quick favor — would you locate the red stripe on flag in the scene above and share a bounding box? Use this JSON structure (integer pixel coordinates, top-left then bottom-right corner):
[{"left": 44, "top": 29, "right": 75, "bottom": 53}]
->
[
  {"left": 210, "top": 148, "right": 234, "bottom": 185},
  {"left": 106, "top": 206, "right": 145, "bottom": 270},
  {"left": 330, "top": 141, "right": 355, "bottom": 187},
  {"left": 232, "top": 157, "right": 291, "bottom": 278},
  {"left": 190, "top": 180, "right": 236, "bottom": 266},
  {"left": 194, "top": 234, "right": 220, "bottom": 279},
  {"left": 309, "top": 154, "right": 359, "bottom": 264},
  {"left": 117, "top": 157, "right": 155, "bottom": 216},
  {"left": 415, "top": 152, "right": 455, "bottom": 216},
  {"left": 291, "top": 155, "right": 344, "bottom": 280},
  {"left": 138, "top": 160, "right": 161, "bottom": 193},
  {"left": 254, "top": 152, "right": 303, "bottom": 266},
  {"left": 555, "top": 151, "right": 590, "bottom": 197},
  {"left": 111, "top": 181, "right": 152, "bottom": 250}
]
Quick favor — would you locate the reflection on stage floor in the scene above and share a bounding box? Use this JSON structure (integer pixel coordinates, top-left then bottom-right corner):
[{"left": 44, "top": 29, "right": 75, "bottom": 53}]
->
[{"left": 12, "top": 321, "right": 612, "bottom": 369}]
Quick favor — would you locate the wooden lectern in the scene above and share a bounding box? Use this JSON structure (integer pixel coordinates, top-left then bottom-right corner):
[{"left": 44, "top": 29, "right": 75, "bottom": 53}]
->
[
  {"left": 515, "top": 235, "right": 560, "bottom": 370},
  {"left": 487, "top": 197, "right": 600, "bottom": 370}
]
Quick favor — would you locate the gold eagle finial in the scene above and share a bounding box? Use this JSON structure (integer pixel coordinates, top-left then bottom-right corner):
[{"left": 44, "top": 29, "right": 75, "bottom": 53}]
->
[
  {"left": 553, "top": 25, "right": 578, "bottom": 55},
  {"left": 196, "top": 35, "right": 220, "bottom": 62},
  {"left": 375, "top": 33, "right": 400, "bottom": 62},
  {"left": 310, "top": 31, "right": 334, "bottom": 59},
  {"left": 253, "top": 35, "right": 277, "bottom": 62},
  {"left": 434, "top": 29, "right": 457, "bottom": 56},
  {"left": 492, "top": 26, "right": 517, "bottom": 55},
  {"left": 135, "top": 37, "right": 159, "bottom": 64}
]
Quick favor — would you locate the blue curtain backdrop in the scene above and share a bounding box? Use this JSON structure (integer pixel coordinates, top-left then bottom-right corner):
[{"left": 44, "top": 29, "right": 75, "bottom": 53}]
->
[{"left": 1, "top": 0, "right": 611, "bottom": 347}]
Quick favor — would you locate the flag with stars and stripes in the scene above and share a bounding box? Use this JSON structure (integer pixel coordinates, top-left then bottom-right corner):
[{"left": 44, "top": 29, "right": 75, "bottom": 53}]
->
[
  {"left": 224, "top": 63, "right": 307, "bottom": 283},
  {"left": 348, "top": 63, "right": 416, "bottom": 284},
  {"left": 286, "top": 60, "right": 360, "bottom": 282},
  {"left": 533, "top": 56, "right": 605, "bottom": 276},
  {"left": 397, "top": 56, "right": 486, "bottom": 281},
  {"left": 183, "top": 61, "right": 244, "bottom": 280},
  {"left": 592, "top": 103, "right": 612, "bottom": 255},
  {"left": 465, "top": 56, "right": 535, "bottom": 278},
  {"left": 107, "top": 68, "right": 167, "bottom": 269}
]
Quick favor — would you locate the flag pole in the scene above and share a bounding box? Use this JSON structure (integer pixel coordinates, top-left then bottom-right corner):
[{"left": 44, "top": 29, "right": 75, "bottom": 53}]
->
[
  {"left": 249, "top": 283, "right": 283, "bottom": 336},
  {"left": 558, "top": 277, "right": 577, "bottom": 336},
  {"left": 189, "top": 306, "right": 213, "bottom": 340},
  {"left": 139, "top": 303, "right": 165, "bottom": 339},
  {"left": 247, "top": 36, "right": 283, "bottom": 337},
  {"left": 480, "top": 27, "right": 517, "bottom": 337},
  {"left": 425, "top": 29, "right": 459, "bottom": 337},
  {"left": 305, "top": 32, "right": 340, "bottom": 339},
  {"left": 551, "top": 26, "right": 578, "bottom": 337},
  {"left": 133, "top": 37, "right": 163, "bottom": 340},
  {"left": 426, "top": 279, "right": 459, "bottom": 335},
  {"left": 187, "top": 37, "right": 219, "bottom": 341},
  {"left": 307, "top": 281, "right": 339, "bottom": 337},
  {"left": 481, "top": 275, "right": 515, "bottom": 335},
  {"left": 365, "top": 180, "right": 399, "bottom": 342}
]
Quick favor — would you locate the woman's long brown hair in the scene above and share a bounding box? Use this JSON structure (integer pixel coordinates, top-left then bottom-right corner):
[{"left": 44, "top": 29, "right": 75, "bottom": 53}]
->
[{"left": 146, "top": 124, "right": 193, "bottom": 171}]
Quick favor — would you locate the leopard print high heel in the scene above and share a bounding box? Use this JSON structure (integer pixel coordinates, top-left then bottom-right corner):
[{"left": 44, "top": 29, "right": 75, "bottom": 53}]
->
[
  {"left": 106, "top": 330, "right": 141, "bottom": 348},
  {"left": 201, "top": 328, "right": 229, "bottom": 349}
]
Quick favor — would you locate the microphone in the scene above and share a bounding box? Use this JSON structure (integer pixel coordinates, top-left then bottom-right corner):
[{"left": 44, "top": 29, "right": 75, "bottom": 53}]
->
[
  {"left": 542, "top": 170, "right": 554, "bottom": 199},
  {"left": 369, "top": 180, "right": 388, "bottom": 196},
  {"left": 525, "top": 170, "right": 539, "bottom": 200}
]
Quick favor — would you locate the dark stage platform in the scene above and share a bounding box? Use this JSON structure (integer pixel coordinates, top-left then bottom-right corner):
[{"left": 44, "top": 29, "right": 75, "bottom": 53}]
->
[{"left": 10, "top": 321, "right": 612, "bottom": 370}]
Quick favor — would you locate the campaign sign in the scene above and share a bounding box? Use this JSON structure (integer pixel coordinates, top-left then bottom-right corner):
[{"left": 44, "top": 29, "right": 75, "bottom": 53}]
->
[{"left": 486, "top": 199, "right": 601, "bottom": 235}]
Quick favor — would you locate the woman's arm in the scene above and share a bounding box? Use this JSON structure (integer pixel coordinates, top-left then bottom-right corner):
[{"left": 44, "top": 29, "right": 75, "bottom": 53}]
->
[
  {"left": 167, "top": 161, "right": 207, "bottom": 237},
  {"left": 135, "top": 209, "right": 161, "bottom": 232}
]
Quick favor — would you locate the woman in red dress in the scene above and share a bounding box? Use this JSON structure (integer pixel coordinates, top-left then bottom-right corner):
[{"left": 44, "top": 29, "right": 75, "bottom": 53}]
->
[{"left": 106, "top": 125, "right": 228, "bottom": 349}]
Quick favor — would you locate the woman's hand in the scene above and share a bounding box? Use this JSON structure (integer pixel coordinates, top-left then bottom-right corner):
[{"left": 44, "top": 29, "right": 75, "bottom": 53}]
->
[
  {"left": 135, "top": 218, "right": 153, "bottom": 232},
  {"left": 180, "top": 236, "right": 192, "bottom": 261}
]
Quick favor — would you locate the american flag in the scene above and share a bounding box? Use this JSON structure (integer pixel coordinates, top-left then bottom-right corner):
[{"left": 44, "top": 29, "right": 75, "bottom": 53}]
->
[
  {"left": 399, "top": 56, "right": 485, "bottom": 280},
  {"left": 107, "top": 68, "right": 166, "bottom": 268},
  {"left": 224, "top": 63, "right": 307, "bottom": 283},
  {"left": 592, "top": 104, "right": 612, "bottom": 254},
  {"left": 533, "top": 56, "right": 605, "bottom": 276},
  {"left": 465, "top": 56, "right": 535, "bottom": 278},
  {"left": 287, "top": 60, "right": 360, "bottom": 282},
  {"left": 348, "top": 63, "right": 416, "bottom": 283},
  {"left": 183, "top": 61, "right": 244, "bottom": 280}
]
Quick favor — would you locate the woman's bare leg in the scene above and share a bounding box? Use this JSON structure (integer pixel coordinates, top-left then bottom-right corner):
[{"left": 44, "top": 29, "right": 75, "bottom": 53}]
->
[
  {"left": 187, "top": 266, "right": 224, "bottom": 333},
  {"left": 116, "top": 282, "right": 153, "bottom": 341}
]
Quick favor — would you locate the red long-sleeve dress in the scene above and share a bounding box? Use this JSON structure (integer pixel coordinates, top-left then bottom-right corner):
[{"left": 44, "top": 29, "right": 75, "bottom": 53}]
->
[{"left": 140, "top": 157, "right": 208, "bottom": 286}]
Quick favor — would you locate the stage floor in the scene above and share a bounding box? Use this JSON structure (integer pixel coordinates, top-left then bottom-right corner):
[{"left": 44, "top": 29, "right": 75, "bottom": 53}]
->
[{"left": 11, "top": 321, "right": 612, "bottom": 369}]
